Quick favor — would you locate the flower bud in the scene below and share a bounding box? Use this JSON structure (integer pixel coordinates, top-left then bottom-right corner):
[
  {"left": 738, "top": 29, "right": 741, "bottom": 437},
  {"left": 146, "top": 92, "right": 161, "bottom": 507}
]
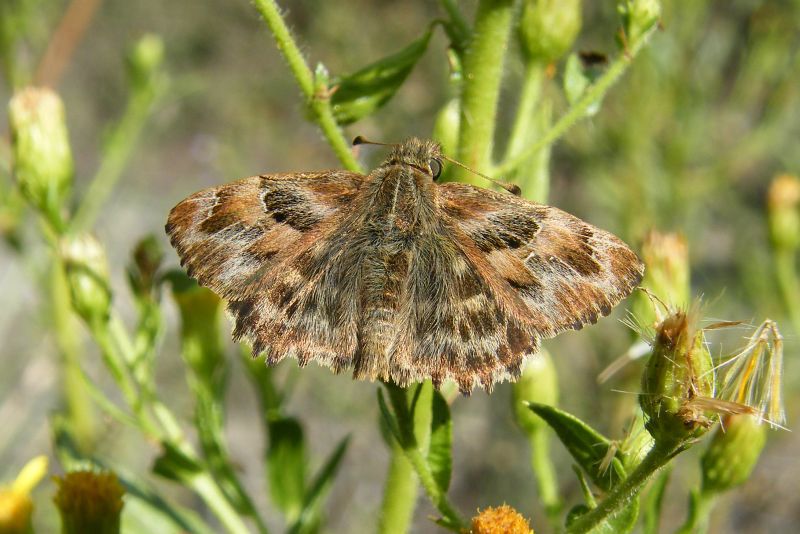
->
[
  {"left": 701, "top": 414, "right": 766, "bottom": 495},
  {"left": 617, "top": 0, "right": 661, "bottom": 46},
  {"left": 767, "top": 174, "right": 800, "bottom": 253},
  {"left": 512, "top": 350, "right": 559, "bottom": 435},
  {"left": 127, "top": 234, "right": 164, "bottom": 301},
  {"left": 168, "top": 271, "right": 224, "bottom": 386},
  {"left": 126, "top": 34, "right": 164, "bottom": 93},
  {"left": 432, "top": 98, "right": 460, "bottom": 162},
  {"left": 8, "top": 87, "right": 73, "bottom": 229},
  {"left": 54, "top": 470, "right": 125, "bottom": 534},
  {"left": 632, "top": 231, "right": 690, "bottom": 327},
  {"left": 60, "top": 234, "right": 112, "bottom": 325},
  {"left": 519, "top": 0, "right": 582, "bottom": 64},
  {"left": 470, "top": 504, "right": 534, "bottom": 534},
  {"left": 0, "top": 456, "right": 47, "bottom": 534},
  {"left": 640, "top": 308, "right": 715, "bottom": 445}
]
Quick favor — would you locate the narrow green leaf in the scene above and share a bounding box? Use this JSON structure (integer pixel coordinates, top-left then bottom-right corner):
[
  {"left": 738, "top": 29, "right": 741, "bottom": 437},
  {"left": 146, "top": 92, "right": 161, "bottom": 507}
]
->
[
  {"left": 152, "top": 441, "right": 203, "bottom": 483},
  {"left": 529, "top": 402, "right": 626, "bottom": 491},
  {"left": 331, "top": 26, "right": 435, "bottom": 124},
  {"left": 427, "top": 390, "right": 453, "bottom": 492},
  {"left": 267, "top": 417, "right": 307, "bottom": 521},
  {"left": 288, "top": 435, "right": 351, "bottom": 534},
  {"left": 378, "top": 386, "right": 407, "bottom": 447}
]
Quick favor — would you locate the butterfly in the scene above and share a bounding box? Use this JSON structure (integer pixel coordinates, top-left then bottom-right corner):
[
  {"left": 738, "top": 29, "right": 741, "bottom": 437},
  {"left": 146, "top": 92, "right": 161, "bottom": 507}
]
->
[{"left": 166, "top": 137, "right": 644, "bottom": 394}]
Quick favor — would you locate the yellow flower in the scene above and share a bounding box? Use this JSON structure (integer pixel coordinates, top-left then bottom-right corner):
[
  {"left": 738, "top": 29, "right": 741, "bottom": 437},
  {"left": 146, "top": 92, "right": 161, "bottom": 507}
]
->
[
  {"left": 0, "top": 456, "right": 48, "bottom": 534},
  {"left": 470, "top": 504, "right": 534, "bottom": 534}
]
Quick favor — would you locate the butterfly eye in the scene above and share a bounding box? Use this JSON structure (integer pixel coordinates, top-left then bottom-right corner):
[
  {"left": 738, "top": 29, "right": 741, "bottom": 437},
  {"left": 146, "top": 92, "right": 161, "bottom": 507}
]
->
[{"left": 430, "top": 158, "right": 443, "bottom": 180}]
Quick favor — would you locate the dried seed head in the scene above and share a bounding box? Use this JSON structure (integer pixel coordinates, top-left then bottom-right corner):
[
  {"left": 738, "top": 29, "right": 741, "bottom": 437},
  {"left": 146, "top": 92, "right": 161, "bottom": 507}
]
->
[{"left": 717, "top": 319, "right": 786, "bottom": 429}]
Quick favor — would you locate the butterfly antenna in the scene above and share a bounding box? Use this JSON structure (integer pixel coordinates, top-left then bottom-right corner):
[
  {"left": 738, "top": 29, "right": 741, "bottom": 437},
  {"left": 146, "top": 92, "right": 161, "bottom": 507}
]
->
[
  {"left": 352, "top": 136, "right": 394, "bottom": 147},
  {"left": 440, "top": 155, "right": 521, "bottom": 196}
]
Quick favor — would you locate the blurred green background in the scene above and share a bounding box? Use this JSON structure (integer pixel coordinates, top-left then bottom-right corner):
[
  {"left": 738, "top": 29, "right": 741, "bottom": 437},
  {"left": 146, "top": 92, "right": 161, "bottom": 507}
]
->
[{"left": 1, "top": 0, "right": 798, "bottom": 532}]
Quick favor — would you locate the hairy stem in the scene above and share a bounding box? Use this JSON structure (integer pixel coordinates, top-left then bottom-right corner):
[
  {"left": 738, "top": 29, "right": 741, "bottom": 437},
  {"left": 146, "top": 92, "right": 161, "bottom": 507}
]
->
[
  {"left": 378, "top": 441, "right": 419, "bottom": 534},
  {"left": 566, "top": 441, "right": 679, "bottom": 534},
  {"left": 453, "top": 0, "right": 514, "bottom": 184},
  {"left": 495, "top": 25, "right": 659, "bottom": 177},
  {"left": 251, "top": 0, "right": 361, "bottom": 172}
]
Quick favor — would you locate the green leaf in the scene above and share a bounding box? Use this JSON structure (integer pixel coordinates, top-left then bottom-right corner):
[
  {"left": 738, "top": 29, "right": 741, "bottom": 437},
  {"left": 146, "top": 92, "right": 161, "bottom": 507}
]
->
[
  {"left": 563, "top": 53, "right": 606, "bottom": 117},
  {"left": 529, "top": 402, "right": 626, "bottom": 491},
  {"left": 427, "top": 390, "right": 453, "bottom": 492},
  {"left": 267, "top": 416, "right": 307, "bottom": 521},
  {"left": 330, "top": 26, "right": 435, "bottom": 124},
  {"left": 288, "top": 435, "right": 351, "bottom": 534},
  {"left": 152, "top": 442, "right": 203, "bottom": 483}
]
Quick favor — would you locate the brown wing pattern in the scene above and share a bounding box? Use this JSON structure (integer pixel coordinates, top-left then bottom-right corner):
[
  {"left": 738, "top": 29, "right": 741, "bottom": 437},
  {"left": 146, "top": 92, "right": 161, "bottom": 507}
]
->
[
  {"left": 166, "top": 171, "right": 367, "bottom": 366},
  {"left": 438, "top": 183, "right": 644, "bottom": 340}
]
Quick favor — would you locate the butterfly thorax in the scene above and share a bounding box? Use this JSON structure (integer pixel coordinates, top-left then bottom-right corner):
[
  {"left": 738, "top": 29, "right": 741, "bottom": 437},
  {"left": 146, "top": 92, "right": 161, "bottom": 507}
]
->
[{"left": 362, "top": 163, "right": 437, "bottom": 236}]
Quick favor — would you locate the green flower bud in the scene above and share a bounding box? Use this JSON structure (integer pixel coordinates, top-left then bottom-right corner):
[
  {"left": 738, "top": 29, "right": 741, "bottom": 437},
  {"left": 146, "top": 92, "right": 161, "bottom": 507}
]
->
[
  {"left": 168, "top": 271, "right": 224, "bottom": 387},
  {"left": 53, "top": 470, "right": 125, "bottom": 534},
  {"left": 60, "top": 234, "right": 112, "bottom": 325},
  {"left": 640, "top": 308, "right": 715, "bottom": 445},
  {"left": 701, "top": 414, "right": 767, "bottom": 494},
  {"left": 519, "top": 0, "right": 582, "bottom": 64},
  {"left": 767, "top": 174, "right": 800, "bottom": 253},
  {"left": 8, "top": 87, "right": 73, "bottom": 229},
  {"left": 127, "top": 234, "right": 164, "bottom": 300},
  {"left": 632, "top": 231, "right": 690, "bottom": 327},
  {"left": 512, "top": 350, "right": 559, "bottom": 435},
  {"left": 126, "top": 34, "right": 164, "bottom": 93},
  {"left": 617, "top": 0, "right": 661, "bottom": 46}
]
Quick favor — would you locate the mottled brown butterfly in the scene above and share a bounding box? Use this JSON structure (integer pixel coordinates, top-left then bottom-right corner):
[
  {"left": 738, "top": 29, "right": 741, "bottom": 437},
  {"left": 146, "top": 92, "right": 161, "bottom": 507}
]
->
[{"left": 166, "top": 138, "right": 643, "bottom": 394}]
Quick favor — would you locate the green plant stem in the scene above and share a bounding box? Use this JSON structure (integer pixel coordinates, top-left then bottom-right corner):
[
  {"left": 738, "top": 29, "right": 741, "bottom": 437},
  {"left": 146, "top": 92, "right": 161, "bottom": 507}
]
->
[
  {"left": 378, "top": 441, "right": 419, "bottom": 534},
  {"left": 71, "top": 74, "right": 162, "bottom": 231},
  {"left": 502, "top": 61, "right": 551, "bottom": 201},
  {"left": 251, "top": 0, "right": 361, "bottom": 172},
  {"left": 675, "top": 489, "right": 716, "bottom": 534},
  {"left": 382, "top": 385, "right": 466, "bottom": 532},
  {"left": 495, "top": 25, "right": 659, "bottom": 177},
  {"left": 566, "top": 441, "right": 679, "bottom": 534},
  {"left": 51, "top": 260, "right": 96, "bottom": 451},
  {"left": 453, "top": 0, "right": 514, "bottom": 184},
  {"left": 774, "top": 249, "right": 800, "bottom": 335},
  {"left": 530, "top": 429, "right": 561, "bottom": 525},
  {"left": 189, "top": 471, "right": 253, "bottom": 534}
]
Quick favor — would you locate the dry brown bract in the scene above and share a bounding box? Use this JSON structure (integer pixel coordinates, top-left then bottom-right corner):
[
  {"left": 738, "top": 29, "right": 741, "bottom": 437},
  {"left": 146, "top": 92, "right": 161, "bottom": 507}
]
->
[{"left": 166, "top": 138, "right": 643, "bottom": 394}]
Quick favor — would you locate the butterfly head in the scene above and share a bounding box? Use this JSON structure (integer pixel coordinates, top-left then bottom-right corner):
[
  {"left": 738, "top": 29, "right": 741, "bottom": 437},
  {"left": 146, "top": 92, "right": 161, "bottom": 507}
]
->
[{"left": 385, "top": 137, "right": 444, "bottom": 180}]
